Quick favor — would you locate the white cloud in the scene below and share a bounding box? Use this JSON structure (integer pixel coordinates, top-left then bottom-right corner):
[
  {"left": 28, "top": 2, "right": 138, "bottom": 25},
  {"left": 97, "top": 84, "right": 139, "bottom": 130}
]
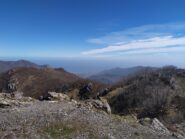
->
[
  {"left": 83, "top": 23, "right": 185, "bottom": 57},
  {"left": 87, "top": 23, "right": 185, "bottom": 45},
  {"left": 121, "top": 46, "right": 185, "bottom": 55},
  {"left": 82, "top": 36, "right": 185, "bottom": 55}
]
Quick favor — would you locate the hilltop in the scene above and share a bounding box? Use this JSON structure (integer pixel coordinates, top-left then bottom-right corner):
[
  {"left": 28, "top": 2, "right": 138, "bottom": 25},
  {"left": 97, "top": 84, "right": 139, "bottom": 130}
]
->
[
  {"left": 0, "top": 66, "right": 105, "bottom": 100},
  {"left": 0, "top": 60, "right": 42, "bottom": 73},
  {"left": 0, "top": 67, "right": 80, "bottom": 98}
]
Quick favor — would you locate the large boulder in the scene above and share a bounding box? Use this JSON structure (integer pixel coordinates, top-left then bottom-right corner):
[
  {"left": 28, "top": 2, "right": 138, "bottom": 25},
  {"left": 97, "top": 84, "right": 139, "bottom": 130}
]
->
[
  {"left": 7, "top": 77, "right": 19, "bottom": 92},
  {"left": 0, "top": 100, "right": 11, "bottom": 108},
  {"left": 48, "top": 92, "right": 70, "bottom": 101},
  {"left": 86, "top": 98, "right": 111, "bottom": 114},
  {"left": 0, "top": 92, "right": 34, "bottom": 108},
  {"left": 13, "top": 91, "right": 23, "bottom": 99},
  {"left": 0, "top": 93, "right": 13, "bottom": 108},
  {"left": 100, "top": 97, "right": 111, "bottom": 114}
]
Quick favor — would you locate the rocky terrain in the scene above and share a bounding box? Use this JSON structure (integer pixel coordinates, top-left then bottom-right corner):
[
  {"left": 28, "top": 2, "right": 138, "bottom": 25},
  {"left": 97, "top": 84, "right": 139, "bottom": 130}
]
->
[{"left": 0, "top": 92, "right": 182, "bottom": 139}]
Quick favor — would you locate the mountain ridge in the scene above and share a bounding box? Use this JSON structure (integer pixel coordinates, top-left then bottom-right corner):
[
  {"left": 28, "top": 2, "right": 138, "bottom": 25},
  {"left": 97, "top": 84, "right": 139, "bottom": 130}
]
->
[
  {"left": 0, "top": 60, "right": 41, "bottom": 73},
  {"left": 88, "top": 66, "right": 157, "bottom": 84}
]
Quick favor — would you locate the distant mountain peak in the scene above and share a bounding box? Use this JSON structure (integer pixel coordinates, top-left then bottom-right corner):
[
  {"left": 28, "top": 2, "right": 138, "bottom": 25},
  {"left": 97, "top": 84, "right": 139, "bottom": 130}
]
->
[{"left": 0, "top": 59, "right": 40, "bottom": 73}]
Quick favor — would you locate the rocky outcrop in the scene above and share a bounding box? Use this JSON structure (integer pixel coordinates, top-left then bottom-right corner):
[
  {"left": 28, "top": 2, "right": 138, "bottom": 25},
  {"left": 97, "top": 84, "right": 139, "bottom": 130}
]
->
[
  {"left": 0, "top": 97, "right": 175, "bottom": 139},
  {"left": 85, "top": 98, "right": 111, "bottom": 114},
  {"left": 0, "top": 100, "right": 11, "bottom": 108},
  {"left": 100, "top": 97, "right": 111, "bottom": 114},
  {"left": 79, "top": 83, "right": 93, "bottom": 100},
  {"left": 48, "top": 92, "right": 111, "bottom": 114},
  {"left": 151, "top": 118, "right": 170, "bottom": 135},
  {"left": 0, "top": 93, "right": 34, "bottom": 108},
  {"left": 48, "top": 92, "right": 70, "bottom": 101},
  {"left": 7, "top": 72, "right": 19, "bottom": 93}
]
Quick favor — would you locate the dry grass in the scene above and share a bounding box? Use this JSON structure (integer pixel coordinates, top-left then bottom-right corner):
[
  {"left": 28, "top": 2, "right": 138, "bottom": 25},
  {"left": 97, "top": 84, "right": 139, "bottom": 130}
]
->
[
  {"left": 42, "top": 123, "right": 78, "bottom": 139},
  {"left": 109, "top": 67, "right": 185, "bottom": 124}
]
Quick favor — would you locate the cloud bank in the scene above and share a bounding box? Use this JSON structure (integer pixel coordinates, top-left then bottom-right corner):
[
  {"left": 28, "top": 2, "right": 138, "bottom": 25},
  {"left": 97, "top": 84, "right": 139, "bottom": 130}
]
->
[
  {"left": 83, "top": 36, "right": 185, "bottom": 55},
  {"left": 83, "top": 23, "right": 185, "bottom": 56}
]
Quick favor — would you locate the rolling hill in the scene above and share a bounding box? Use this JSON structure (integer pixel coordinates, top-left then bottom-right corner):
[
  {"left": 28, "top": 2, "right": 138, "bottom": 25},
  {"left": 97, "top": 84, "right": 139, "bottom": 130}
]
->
[
  {"left": 0, "top": 60, "right": 41, "bottom": 73},
  {"left": 0, "top": 67, "right": 105, "bottom": 99},
  {"left": 0, "top": 67, "right": 81, "bottom": 98}
]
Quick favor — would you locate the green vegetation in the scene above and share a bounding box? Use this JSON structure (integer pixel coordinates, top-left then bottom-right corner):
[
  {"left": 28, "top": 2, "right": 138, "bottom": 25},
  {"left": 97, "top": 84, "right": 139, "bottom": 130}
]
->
[
  {"left": 112, "top": 114, "right": 137, "bottom": 124},
  {"left": 43, "top": 123, "right": 78, "bottom": 139},
  {"left": 42, "top": 121, "right": 108, "bottom": 139}
]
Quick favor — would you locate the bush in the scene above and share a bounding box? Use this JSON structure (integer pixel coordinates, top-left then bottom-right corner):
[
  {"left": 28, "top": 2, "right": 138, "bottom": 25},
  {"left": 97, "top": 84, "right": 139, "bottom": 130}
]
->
[{"left": 109, "top": 66, "right": 185, "bottom": 124}]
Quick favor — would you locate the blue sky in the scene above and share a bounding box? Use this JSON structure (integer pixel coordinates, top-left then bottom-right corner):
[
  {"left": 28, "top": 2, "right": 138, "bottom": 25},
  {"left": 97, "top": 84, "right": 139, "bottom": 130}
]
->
[{"left": 0, "top": 0, "right": 185, "bottom": 73}]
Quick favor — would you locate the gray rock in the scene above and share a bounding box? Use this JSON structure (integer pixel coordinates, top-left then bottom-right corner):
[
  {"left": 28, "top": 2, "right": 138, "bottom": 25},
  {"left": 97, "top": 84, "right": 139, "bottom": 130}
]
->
[
  {"left": 86, "top": 98, "right": 111, "bottom": 114},
  {"left": 138, "top": 117, "right": 152, "bottom": 126},
  {"left": 48, "top": 92, "right": 70, "bottom": 101},
  {"left": 13, "top": 92, "right": 23, "bottom": 99},
  {"left": 151, "top": 118, "right": 170, "bottom": 135},
  {"left": 0, "top": 101, "right": 11, "bottom": 108},
  {"left": 0, "top": 96, "right": 177, "bottom": 139},
  {"left": 100, "top": 97, "right": 111, "bottom": 114}
]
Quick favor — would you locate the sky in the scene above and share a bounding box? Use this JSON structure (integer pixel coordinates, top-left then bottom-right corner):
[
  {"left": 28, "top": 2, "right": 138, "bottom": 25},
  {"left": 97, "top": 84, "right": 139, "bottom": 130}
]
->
[{"left": 0, "top": 0, "right": 185, "bottom": 73}]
